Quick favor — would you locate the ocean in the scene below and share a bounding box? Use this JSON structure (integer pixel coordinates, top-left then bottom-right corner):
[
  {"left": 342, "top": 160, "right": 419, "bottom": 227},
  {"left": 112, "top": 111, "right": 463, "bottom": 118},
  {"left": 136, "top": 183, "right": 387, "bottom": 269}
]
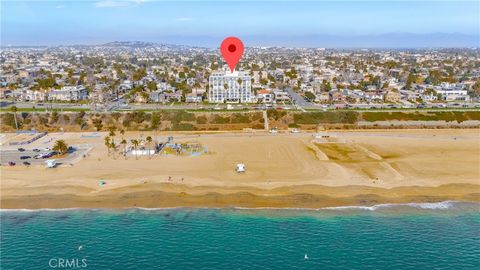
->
[{"left": 1, "top": 201, "right": 479, "bottom": 269}]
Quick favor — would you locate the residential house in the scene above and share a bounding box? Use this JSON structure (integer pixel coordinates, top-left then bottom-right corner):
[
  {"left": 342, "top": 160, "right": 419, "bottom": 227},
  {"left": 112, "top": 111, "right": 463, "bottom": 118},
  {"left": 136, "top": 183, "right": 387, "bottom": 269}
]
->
[
  {"left": 329, "top": 90, "right": 346, "bottom": 103},
  {"left": 364, "top": 91, "right": 384, "bottom": 103},
  {"left": 315, "top": 92, "right": 330, "bottom": 103},
  {"left": 257, "top": 89, "right": 274, "bottom": 103},
  {"left": 384, "top": 90, "right": 401, "bottom": 103},
  {"left": 273, "top": 90, "right": 291, "bottom": 103}
]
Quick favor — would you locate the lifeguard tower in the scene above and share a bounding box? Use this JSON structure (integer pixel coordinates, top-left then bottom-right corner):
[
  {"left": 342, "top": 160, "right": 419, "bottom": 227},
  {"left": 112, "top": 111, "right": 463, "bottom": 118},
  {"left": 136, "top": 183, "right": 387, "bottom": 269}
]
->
[
  {"left": 235, "top": 163, "right": 246, "bottom": 173},
  {"left": 45, "top": 159, "right": 57, "bottom": 168}
]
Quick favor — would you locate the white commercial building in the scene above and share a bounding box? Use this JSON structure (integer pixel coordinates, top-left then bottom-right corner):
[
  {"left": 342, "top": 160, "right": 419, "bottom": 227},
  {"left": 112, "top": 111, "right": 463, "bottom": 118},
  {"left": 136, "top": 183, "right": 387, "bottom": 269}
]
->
[
  {"left": 208, "top": 71, "right": 253, "bottom": 103},
  {"left": 12, "top": 88, "right": 47, "bottom": 101},
  {"left": 48, "top": 86, "right": 89, "bottom": 101},
  {"left": 436, "top": 89, "right": 469, "bottom": 101},
  {"left": 434, "top": 82, "right": 469, "bottom": 101}
]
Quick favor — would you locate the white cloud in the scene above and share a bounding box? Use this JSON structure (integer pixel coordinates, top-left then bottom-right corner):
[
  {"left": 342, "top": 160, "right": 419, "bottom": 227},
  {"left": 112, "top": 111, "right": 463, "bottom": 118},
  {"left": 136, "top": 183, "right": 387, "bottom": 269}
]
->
[{"left": 94, "top": 0, "right": 148, "bottom": 8}]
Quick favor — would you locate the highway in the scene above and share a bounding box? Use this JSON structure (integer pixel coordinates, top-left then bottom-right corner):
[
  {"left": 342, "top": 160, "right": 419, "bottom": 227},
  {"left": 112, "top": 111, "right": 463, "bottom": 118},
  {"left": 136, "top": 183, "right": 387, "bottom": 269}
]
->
[{"left": 1, "top": 99, "right": 479, "bottom": 112}]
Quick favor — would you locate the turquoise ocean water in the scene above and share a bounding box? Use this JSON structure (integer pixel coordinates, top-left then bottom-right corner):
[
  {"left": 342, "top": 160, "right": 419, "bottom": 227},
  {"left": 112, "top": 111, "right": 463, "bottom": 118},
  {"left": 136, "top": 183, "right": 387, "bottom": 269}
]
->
[{"left": 1, "top": 201, "right": 479, "bottom": 269}]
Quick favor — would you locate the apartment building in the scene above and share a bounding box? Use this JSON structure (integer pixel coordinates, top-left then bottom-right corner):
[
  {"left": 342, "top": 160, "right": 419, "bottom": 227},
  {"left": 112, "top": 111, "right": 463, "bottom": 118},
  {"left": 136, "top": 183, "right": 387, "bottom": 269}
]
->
[{"left": 208, "top": 71, "right": 253, "bottom": 103}]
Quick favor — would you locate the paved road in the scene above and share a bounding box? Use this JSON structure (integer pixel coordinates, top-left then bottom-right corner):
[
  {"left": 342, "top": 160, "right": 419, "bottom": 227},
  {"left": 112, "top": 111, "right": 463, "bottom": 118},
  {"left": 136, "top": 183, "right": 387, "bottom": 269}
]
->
[{"left": 284, "top": 88, "right": 314, "bottom": 108}]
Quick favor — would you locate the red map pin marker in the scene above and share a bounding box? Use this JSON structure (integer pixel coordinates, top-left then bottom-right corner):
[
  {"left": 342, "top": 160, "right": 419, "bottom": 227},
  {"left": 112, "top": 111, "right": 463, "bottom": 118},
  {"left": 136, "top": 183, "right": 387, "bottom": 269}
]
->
[{"left": 220, "top": 37, "right": 244, "bottom": 72}]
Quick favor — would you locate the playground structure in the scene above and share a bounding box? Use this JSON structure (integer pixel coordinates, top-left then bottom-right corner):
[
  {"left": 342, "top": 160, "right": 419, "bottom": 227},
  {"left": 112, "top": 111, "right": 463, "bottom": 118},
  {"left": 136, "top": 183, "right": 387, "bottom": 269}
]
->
[{"left": 160, "top": 142, "right": 207, "bottom": 157}]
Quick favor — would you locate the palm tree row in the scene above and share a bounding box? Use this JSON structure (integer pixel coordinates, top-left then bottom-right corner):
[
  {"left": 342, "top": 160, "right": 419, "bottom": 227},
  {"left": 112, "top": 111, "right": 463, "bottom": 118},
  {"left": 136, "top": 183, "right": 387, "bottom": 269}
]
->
[{"left": 105, "top": 127, "right": 154, "bottom": 160}]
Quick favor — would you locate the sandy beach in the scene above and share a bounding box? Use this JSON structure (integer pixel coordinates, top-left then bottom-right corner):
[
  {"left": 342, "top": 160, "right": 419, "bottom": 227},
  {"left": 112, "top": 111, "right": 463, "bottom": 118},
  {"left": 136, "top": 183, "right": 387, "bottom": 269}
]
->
[{"left": 1, "top": 129, "right": 479, "bottom": 209}]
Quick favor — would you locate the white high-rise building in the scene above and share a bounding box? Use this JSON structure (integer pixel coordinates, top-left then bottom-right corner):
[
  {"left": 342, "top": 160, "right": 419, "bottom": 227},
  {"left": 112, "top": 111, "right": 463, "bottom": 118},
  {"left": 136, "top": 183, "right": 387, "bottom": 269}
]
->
[{"left": 208, "top": 71, "right": 253, "bottom": 103}]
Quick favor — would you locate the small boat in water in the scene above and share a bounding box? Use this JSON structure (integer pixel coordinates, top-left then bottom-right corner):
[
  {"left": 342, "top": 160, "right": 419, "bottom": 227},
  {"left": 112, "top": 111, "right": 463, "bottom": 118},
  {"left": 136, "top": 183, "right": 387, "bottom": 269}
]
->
[{"left": 304, "top": 254, "right": 309, "bottom": 260}]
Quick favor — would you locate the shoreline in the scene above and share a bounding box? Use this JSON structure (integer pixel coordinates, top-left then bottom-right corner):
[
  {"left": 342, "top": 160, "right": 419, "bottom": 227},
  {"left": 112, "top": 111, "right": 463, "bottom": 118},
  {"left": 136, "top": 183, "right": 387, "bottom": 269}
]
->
[
  {"left": 0, "top": 200, "right": 476, "bottom": 212},
  {"left": 2, "top": 183, "right": 479, "bottom": 210}
]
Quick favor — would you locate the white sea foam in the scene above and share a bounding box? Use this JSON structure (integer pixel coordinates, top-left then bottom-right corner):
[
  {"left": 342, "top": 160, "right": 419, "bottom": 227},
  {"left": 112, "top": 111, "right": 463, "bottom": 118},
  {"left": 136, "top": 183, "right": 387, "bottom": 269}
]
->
[
  {"left": 0, "top": 201, "right": 473, "bottom": 212},
  {"left": 232, "top": 201, "right": 464, "bottom": 211},
  {"left": 322, "top": 201, "right": 459, "bottom": 211}
]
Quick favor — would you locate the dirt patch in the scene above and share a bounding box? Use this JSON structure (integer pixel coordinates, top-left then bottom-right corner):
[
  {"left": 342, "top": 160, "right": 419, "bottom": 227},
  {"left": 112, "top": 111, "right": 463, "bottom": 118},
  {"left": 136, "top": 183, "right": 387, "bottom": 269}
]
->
[{"left": 315, "top": 143, "right": 375, "bottom": 162}]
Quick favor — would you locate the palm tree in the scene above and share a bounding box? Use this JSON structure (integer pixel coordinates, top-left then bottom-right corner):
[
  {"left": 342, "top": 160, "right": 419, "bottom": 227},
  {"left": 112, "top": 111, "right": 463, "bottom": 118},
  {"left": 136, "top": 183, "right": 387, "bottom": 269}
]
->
[
  {"left": 131, "top": 139, "right": 139, "bottom": 160},
  {"left": 53, "top": 140, "right": 68, "bottom": 155},
  {"left": 10, "top": 106, "right": 18, "bottom": 130},
  {"left": 110, "top": 141, "right": 116, "bottom": 159},
  {"left": 108, "top": 127, "right": 116, "bottom": 148},
  {"left": 146, "top": 136, "right": 153, "bottom": 159},
  {"left": 120, "top": 139, "right": 127, "bottom": 159},
  {"left": 104, "top": 136, "right": 111, "bottom": 156},
  {"left": 108, "top": 127, "right": 116, "bottom": 138}
]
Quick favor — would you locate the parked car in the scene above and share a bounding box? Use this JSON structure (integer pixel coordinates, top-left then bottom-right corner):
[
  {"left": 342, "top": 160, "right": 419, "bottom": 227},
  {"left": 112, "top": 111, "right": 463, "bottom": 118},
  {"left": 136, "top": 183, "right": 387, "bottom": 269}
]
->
[
  {"left": 8, "top": 161, "right": 16, "bottom": 166},
  {"left": 23, "top": 161, "right": 31, "bottom": 166},
  {"left": 33, "top": 149, "right": 41, "bottom": 152},
  {"left": 41, "top": 151, "right": 58, "bottom": 159},
  {"left": 18, "top": 148, "right": 26, "bottom": 152},
  {"left": 20, "top": 156, "right": 31, "bottom": 160}
]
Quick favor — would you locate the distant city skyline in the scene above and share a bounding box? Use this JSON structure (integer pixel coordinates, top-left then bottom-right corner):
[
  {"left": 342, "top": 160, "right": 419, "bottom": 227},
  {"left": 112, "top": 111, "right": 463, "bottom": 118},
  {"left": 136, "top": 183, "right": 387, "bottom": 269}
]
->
[{"left": 1, "top": 0, "right": 479, "bottom": 47}]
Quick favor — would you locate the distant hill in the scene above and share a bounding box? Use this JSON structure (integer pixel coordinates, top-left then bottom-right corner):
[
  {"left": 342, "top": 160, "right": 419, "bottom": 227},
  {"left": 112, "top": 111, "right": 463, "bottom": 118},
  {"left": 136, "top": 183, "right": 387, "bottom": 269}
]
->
[
  {"left": 99, "top": 33, "right": 479, "bottom": 48},
  {"left": 242, "top": 32, "right": 479, "bottom": 48},
  {"left": 101, "top": 41, "right": 157, "bottom": 47},
  {"left": 100, "top": 41, "right": 207, "bottom": 50},
  {"left": 2, "top": 33, "right": 478, "bottom": 49}
]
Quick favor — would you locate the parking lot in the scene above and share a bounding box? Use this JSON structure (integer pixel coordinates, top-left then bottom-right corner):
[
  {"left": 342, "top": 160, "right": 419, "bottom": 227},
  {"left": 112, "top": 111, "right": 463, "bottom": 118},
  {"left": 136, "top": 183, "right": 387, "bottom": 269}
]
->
[{"left": 0, "top": 147, "right": 90, "bottom": 166}]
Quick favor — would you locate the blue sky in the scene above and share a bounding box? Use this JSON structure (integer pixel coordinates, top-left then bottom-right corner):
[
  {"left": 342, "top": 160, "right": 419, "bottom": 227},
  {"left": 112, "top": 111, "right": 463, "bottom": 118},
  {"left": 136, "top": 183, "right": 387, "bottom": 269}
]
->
[{"left": 1, "top": 0, "right": 479, "bottom": 47}]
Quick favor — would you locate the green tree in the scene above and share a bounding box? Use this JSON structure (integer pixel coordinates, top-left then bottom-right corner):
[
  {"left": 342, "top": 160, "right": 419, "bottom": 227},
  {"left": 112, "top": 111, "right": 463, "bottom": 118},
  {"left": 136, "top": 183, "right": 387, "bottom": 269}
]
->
[
  {"left": 108, "top": 127, "right": 116, "bottom": 138},
  {"left": 147, "top": 81, "right": 157, "bottom": 91},
  {"left": 305, "top": 91, "right": 316, "bottom": 101},
  {"left": 53, "top": 140, "right": 68, "bottom": 155},
  {"left": 131, "top": 139, "right": 140, "bottom": 160},
  {"left": 321, "top": 80, "right": 332, "bottom": 92},
  {"left": 146, "top": 136, "right": 153, "bottom": 159},
  {"left": 104, "top": 136, "right": 111, "bottom": 156},
  {"left": 110, "top": 141, "right": 117, "bottom": 159},
  {"left": 405, "top": 73, "right": 417, "bottom": 90},
  {"left": 92, "top": 119, "right": 103, "bottom": 131},
  {"left": 472, "top": 79, "right": 480, "bottom": 96},
  {"left": 120, "top": 138, "right": 127, "bottom": 159},
  {"left": 10, "top": 106, "right": 18, "bottom": 130},
  {"left": 132, "top": 68, "right": 147, "bottom": 81}
]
